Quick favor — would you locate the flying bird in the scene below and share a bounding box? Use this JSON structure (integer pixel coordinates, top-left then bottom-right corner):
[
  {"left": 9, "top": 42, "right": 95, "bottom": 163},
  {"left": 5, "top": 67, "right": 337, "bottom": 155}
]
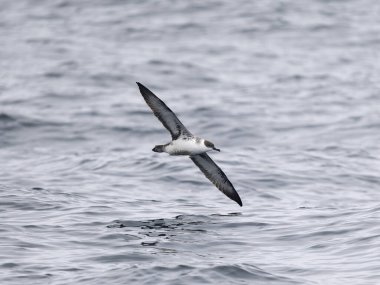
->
[{"left": 137, "top": 82, "right": 242, "bottom": 206}]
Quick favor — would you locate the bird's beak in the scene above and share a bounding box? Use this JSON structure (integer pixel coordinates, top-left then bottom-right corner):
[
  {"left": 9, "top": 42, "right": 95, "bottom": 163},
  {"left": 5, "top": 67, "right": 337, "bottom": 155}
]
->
[{"left": 213, "top": 147, "right": 221, "bottom": 152}]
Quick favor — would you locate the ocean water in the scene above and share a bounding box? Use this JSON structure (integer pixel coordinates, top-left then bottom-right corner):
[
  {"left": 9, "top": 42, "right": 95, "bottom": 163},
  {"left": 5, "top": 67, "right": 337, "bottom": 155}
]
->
[{"left": 1, "top": 0, "right": 380, "bottom": 284}]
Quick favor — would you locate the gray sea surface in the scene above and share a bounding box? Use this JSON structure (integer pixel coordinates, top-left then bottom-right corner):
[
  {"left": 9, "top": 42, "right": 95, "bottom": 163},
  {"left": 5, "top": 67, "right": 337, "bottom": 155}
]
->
[{"left": 1, "top": 0, "right": 380, "bottom": 284}]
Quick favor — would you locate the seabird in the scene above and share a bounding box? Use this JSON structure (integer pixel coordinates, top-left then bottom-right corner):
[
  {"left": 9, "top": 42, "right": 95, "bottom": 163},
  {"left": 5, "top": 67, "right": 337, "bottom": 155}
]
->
[{"left": 137, "top": 82, "right": 242, "bottom": 206}]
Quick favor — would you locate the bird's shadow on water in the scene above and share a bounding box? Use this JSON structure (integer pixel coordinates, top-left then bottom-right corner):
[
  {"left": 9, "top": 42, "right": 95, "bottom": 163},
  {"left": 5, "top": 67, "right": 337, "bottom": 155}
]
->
[
  {"left": 106, "top": 214, "right": 300, "bottom": 284},
  {"left": 107, "top": 212, "right": 243, "bottom": 247}
]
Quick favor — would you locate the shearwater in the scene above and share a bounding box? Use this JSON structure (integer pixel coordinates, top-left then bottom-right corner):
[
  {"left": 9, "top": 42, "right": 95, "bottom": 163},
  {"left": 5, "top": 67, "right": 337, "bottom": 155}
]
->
[{"left": 137, "top": 82, "right": 242, "bottom": 206}]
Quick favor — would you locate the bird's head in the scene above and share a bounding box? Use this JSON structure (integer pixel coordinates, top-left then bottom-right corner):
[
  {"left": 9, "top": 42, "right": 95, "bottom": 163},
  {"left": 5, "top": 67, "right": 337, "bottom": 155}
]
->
[
  {"left": 152, "top": 145, "right": 165, "bottom": 153},
  {"left": 204, "top": 140, "right": 220, "bottom": 152}
]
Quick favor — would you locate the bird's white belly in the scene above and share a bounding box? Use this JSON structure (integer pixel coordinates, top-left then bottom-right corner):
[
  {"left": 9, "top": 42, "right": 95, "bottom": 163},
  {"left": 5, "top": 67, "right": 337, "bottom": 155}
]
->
[{"left": 165, "top": 138, "right": 209, "bottom": 155}]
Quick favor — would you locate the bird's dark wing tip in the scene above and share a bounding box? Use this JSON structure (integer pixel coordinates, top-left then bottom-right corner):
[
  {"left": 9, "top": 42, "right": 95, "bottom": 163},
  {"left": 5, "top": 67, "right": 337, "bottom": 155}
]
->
[
  {"left": 136, "top": 82, "right": 144, "bottom": 89},
  {"left": 233, "top": 194, "right": 243, "bottom": 207},
  {"left": 136, "top": 82, "right": 152, "bottom": 99}
]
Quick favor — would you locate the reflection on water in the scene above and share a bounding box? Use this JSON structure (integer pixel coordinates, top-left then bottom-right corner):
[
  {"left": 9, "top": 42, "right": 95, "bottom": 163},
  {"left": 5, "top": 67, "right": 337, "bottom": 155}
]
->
[{"left": 108, "top": 214, "right": 241, "bottom": 244}]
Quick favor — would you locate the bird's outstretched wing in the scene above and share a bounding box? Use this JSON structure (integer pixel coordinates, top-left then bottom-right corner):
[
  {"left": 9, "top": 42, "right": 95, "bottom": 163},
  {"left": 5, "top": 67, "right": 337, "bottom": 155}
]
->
[
  {"left": 190, "top": 153, "right": 242, "bottom": 206},
  {"left": 137, "top": 82, "right": 192, "bottom": 140}
]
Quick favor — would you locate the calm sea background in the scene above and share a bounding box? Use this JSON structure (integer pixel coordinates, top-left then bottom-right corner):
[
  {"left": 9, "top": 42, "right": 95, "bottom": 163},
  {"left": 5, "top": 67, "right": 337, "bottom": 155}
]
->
[{"left": 1, "top": 0, "right": 380, "bottom": 284}]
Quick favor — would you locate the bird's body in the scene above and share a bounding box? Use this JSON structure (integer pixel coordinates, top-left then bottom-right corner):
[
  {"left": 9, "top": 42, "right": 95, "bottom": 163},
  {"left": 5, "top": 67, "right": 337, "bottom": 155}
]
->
[
  {"left": 137, "top": 82, "right": 243, "bottom": 206},
  {"left": 162, "top": 137, "right": 211, "bottom": 156}
]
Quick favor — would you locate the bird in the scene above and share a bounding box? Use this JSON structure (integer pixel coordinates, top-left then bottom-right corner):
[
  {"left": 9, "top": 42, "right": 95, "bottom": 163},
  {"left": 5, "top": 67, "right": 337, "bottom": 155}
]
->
[{"left": 137, "top": 82, "right": 242, "bottom": 206}]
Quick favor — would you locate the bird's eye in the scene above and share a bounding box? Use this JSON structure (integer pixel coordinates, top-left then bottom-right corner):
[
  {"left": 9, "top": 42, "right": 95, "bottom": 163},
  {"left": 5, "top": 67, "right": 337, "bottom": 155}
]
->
[{"left": 204, "top": 140, "right": 214, "bottom": 148}]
